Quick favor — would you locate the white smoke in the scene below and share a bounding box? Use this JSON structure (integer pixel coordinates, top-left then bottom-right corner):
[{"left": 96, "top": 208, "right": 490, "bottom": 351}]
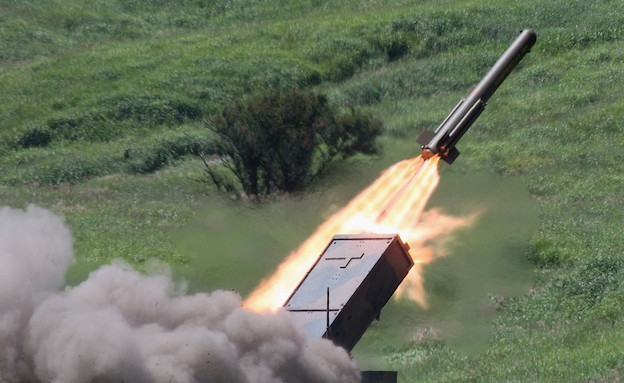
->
[{"left": 0, "top": 205, "right": 360, "bottom": 383}]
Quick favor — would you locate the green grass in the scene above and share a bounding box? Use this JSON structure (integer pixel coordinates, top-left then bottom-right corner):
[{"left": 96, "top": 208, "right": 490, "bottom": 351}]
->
[{"left": 2, "top": 0, "right": 624, "bottom": 381}]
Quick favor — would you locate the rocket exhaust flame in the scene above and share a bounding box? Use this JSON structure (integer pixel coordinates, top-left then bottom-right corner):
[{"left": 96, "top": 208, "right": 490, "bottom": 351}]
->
[{"left": 244, "top": 156, "right": 475, "bottom": 313}]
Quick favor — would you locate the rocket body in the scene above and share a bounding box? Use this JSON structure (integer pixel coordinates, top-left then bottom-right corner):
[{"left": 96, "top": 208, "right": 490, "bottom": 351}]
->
[{"left": 417, "top": 29, "right": 537, "bottom": 164}]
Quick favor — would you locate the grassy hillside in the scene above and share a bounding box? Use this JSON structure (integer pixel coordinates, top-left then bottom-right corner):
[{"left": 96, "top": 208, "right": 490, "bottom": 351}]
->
[{"left": 2, "top": 0, "right": 624, "bottom": 381}]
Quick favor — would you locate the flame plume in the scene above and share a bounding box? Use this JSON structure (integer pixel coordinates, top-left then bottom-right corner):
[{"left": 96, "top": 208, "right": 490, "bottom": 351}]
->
[{"left": 244, "top": 156, "right": 474, "bottom": 312}]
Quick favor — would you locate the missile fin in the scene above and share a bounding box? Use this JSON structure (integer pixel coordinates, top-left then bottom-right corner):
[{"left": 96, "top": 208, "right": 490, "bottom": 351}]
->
[{"left": 442, "top": 147, "right": 460, "bottom": 164}]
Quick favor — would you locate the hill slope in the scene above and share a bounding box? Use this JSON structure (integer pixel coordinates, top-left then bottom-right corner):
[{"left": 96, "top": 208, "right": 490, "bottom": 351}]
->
[{"left": 1, "top": 0, "right": 624, "bottom": 381}]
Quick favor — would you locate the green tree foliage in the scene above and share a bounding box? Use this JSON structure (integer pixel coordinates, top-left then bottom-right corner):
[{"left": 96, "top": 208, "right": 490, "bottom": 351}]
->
[{"left": 204, "top": 89, "right": 382, "bottom": 197}]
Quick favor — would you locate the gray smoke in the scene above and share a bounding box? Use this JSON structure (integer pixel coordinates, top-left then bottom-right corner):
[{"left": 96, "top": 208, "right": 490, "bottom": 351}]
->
[{"left": 0, "top": 205, "right": 360, "bottom": 383}]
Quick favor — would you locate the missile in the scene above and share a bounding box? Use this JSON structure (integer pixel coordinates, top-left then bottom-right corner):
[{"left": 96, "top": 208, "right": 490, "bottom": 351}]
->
[{"left": 417, "top": 29, "right": 537, "bottom": 164}]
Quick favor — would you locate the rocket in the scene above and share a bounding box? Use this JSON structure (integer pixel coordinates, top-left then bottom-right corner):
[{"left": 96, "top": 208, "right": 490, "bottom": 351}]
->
[{"left": 417, "top": 29, "right": 537, "bottom": 164}]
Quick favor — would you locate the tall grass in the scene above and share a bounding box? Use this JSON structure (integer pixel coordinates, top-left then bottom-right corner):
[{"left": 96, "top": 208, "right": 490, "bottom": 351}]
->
[{"left": 1, "top": 0, "right": 624, "bottom": 381}]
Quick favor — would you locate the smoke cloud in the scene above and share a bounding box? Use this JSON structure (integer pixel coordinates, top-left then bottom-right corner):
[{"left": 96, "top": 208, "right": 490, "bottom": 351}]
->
[{"left": 0, "top": 205, "right": 360, "bottom": 383}]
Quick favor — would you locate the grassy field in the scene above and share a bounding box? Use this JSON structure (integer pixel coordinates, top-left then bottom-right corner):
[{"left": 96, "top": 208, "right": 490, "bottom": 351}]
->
[{"left": 2, "top": 0, "right": 624, "bottom": 381}]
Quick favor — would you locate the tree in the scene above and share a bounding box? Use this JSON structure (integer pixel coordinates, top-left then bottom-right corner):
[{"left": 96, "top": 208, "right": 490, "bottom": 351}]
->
[{"left": 203, "top": 89, "right": 382, "bottom": 198}]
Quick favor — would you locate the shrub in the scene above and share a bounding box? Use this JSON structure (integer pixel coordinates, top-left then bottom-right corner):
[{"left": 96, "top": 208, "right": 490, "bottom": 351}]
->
[
  {"left": 19, "top": 126, "right": 53, "bottom": 148},
  {"left": 204, "top": 89, "right": 382, "bottom": 197},
  {"left": 30, "top": 156, "right": 119, "bottom": 185},
  {"left": 123, "top": 132, "right": 216, "bottom": 175},
  {"left": 123, "top": 145, "right": 174, "bottom": 174},
  {"left": 44, "top": 95, "right": 203, "bottom": 143},
  {"left": 102, "top": 94, "right": 202, "bottom": 125},
  {"left": 326, "top": 108, "right": 382, "bottom": 157}
]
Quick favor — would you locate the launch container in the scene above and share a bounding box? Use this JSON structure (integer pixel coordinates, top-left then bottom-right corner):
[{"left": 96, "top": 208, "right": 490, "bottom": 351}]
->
[{"left": 284, "top": 234, "right": 413, "bottom": 352}]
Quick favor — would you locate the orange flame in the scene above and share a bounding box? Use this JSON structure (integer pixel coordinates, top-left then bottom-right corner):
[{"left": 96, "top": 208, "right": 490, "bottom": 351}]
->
[{"left": 244, "top": 156, "right": 474, "bottom": 312}]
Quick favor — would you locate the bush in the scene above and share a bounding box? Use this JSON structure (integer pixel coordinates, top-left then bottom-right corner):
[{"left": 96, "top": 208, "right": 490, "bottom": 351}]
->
[
  {"left": 123, "top": 145, "right": 174, "bottom": 174},
  {"left": 102, "top": 94, "right": 202, "bottom": 125},
  {"left": 30, "top": 156, "right": 119, "bottom": 185},
  {"left": 44, "top": 95, "right": 203, "bottom": 143},
  {"left": 19, "top": 126, "right": 53, "bottom": 148},
  {"left": 204, "top": 89, "right": 382, "bottom": 197},
  {"left": 123, "top": 132, "right": 216, "bottom": 175}
]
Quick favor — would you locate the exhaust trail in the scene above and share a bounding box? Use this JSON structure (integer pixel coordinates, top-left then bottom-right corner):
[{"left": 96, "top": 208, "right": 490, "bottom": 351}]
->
[
  {"left": 244, "top": 156, "right": 475, "bottom": 313},
  {"left": 0, "top": 205, "right": 360, "bottom": 383}
]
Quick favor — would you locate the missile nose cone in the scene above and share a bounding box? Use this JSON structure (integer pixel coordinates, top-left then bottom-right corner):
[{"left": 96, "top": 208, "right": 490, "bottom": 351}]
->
[{"left": 520, "top": 29, "right": 537, "bottom": 46}]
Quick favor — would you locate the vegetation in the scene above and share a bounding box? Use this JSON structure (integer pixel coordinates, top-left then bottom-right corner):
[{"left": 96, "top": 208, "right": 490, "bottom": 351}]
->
[
  {"left": 205, "top": 89, "right": 381, "bottom": 197},
  {"left": 1, "top": 0, "right": 624, "bottom": 381}
]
